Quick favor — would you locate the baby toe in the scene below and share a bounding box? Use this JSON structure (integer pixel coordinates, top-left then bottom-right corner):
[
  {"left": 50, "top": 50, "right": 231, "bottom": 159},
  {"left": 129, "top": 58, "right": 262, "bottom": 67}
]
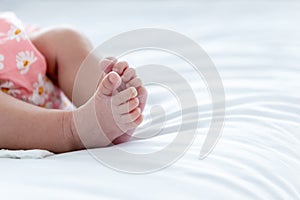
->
[
  {"left": 97, "top": 71, "right": 121, "bottom": 97},
  {"left": 117, "top": 97, "right": 139, "bottom": 114},
  {"left": 99, "top": 57, "right": 117, "bottom": 73},
  {"left": 126, "top": 114, "right": 144, "bottom": 129},
  {"left": 113, "top": 61, "right": 128, "bottom": 75},
  {"left": 120, "top": 108, "right": 141, "bottom": 123},
  {"left": 122, "top": 68, "right": 136, "bottom": 83},
  {"left": 112, "top": 87, "right": 137, "bottom": 105},
  {"left": 126, "top": 77, "right": 142, "bottom": 88}
]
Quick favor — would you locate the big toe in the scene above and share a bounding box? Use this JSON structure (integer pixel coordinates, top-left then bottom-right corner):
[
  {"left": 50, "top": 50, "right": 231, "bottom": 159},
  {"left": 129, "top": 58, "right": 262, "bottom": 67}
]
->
[{"left": 98, "top": 71, "right": 121, "bottom": 96}]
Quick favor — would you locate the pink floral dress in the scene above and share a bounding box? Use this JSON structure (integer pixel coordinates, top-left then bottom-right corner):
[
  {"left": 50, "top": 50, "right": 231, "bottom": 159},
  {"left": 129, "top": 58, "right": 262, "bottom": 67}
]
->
[{"left": 0, "top": 12, "right": 73, "bottom": 110}]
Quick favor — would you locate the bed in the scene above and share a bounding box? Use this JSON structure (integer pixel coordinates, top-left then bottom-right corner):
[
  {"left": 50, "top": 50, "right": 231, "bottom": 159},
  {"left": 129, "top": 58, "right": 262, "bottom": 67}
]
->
[{"left": 1, "top": 0, "right": 300, "bottom": 199}]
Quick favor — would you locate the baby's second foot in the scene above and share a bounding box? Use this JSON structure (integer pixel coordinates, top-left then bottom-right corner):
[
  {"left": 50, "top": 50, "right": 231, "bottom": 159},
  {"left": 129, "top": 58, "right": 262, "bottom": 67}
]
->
[{"left": 73, "top": 71, "right": 143, "bottom": 148}]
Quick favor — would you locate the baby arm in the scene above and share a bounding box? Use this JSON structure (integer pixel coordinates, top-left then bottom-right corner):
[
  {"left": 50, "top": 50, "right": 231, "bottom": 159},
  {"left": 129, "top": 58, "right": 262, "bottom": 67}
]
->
[{"left": 0, "top": 91, "right": 78, "bottom": 153}]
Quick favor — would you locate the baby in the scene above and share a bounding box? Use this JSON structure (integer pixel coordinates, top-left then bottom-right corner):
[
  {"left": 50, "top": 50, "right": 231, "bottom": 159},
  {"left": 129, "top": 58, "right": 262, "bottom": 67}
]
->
[{"left": 0, "top": 12, "right": 147, "bottom": 153}]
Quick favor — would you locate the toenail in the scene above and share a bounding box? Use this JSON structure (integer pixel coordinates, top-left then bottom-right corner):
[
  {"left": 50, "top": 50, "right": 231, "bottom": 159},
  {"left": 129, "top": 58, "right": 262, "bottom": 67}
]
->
[
  {"left": 134, "top": 98, "right": 139, "bottom": 104},
  {"left": 109, "top": 72, "right": 118, "bottom": 82},
  {"left": 130, "top": 88, "right": 137, "bottom": 96}
]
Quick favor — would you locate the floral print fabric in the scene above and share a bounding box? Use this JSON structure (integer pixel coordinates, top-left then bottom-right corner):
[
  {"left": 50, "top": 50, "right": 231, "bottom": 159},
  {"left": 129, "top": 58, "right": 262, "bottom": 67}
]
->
[{"left": 0, "top": 12, "right": 72, "bottom": 109}]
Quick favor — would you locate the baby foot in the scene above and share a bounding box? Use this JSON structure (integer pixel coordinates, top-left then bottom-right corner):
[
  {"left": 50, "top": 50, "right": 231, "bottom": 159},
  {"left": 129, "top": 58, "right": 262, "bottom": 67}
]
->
[
  {"left": 99, "top": 57, "right": 147, "bottom": 117},
  {"left": 109, "top": 61, "right": 148, "bottom": 144},
  {"left": 73, "top": 71, "right": 144, "bottom": 148}
]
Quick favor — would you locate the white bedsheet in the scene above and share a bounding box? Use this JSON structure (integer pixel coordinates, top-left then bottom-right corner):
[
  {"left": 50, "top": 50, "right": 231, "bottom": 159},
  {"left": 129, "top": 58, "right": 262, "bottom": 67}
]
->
[{"left": 1, "top": 0, "right": 300, "bottom": 199}]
